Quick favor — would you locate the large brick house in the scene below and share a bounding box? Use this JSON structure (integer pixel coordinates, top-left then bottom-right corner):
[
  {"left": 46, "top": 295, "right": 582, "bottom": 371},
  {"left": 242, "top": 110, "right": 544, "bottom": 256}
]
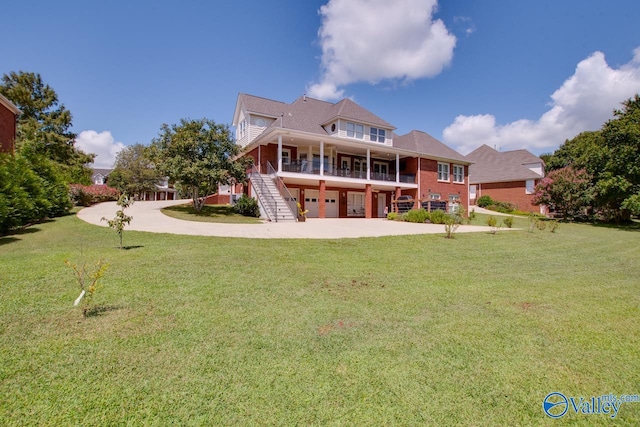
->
[
  {"left": 466, "top": 144, "right": 545, "bottom": 213},
  {"left": 0, "top": 93, "right": 20, "bottom": 154},
  {"left": 231, "top": 93, "right": 471, "bottom": 220}
]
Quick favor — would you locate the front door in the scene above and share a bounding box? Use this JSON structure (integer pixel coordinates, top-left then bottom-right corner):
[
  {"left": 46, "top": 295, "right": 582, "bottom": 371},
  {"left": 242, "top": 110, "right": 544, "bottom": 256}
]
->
[{"left": 377, "top": 193, "right": 387, "bottom": 217}]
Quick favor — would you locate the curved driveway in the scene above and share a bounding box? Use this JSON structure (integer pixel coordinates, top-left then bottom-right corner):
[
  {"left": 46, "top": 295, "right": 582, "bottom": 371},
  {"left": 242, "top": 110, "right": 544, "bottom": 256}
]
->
[{"left": 77, "top": 199, "right": 494, "bottom": 239}]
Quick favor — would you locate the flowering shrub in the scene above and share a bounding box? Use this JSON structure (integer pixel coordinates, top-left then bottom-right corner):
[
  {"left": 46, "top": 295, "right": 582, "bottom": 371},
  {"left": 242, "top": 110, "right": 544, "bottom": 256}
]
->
[{"left": 70, "top": 184, "right": 120, "bottom": 206}]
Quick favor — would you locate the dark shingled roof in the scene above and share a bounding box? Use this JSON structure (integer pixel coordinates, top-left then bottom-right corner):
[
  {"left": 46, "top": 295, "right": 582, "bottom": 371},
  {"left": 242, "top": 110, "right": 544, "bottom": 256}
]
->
[
  {"left": 91, "top": 168, "right": 113, "bottom": 177},
  {"left": 236, "top": 94, "right": 395, "bottom": 137},
  {"left": 394, "top": 130, "right": 469, "bottom": 163},
  {"left": 466, "top": 145, "right": 543, "bottom": 184}
]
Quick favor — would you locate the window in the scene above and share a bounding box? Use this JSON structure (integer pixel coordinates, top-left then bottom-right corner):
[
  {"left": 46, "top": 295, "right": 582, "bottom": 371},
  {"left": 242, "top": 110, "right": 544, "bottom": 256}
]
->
[
  {"left": 438, "top": 162, "right": 450, "bottom": 181},
  {"left": 526, "top": 179, "right": 535, "bottom": 194},
  {"left": 238, "top": 119, "right": 247, "bottom": 139},
  {"left": 281, "top": 148, "right": 291, "bottom": 165},
  {"left": 370, "top": 127, "right": 386, "bottom": 142},
  {"left": 346, "top": 122, "right": 364, "bottom": 139},
  {"left": 453, "top": 164, "right": 464, "bottom": 183},
  {"left": 430, "top": 193, "right": 441, "bottom": 200}
]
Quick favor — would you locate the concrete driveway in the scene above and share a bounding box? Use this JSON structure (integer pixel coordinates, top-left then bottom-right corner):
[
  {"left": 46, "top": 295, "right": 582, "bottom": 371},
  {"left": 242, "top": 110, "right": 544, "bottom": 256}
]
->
[{"left": 78, "top": 199, "right": 495, "bottom": 239}]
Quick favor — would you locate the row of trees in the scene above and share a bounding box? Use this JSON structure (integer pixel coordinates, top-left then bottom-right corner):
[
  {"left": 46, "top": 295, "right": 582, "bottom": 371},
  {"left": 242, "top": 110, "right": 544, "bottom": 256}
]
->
[
  {"left": 536, "top": 95, "right": 640, "bottom": 222},
  {"left": 1, "top": 71, "right": 93, "bottom": 233},
  {"left": 1, "top": 69, "right": 250, "bottom": 235},
  {"left": 109, "top": 119, "right": 250, "bottom": 212}
]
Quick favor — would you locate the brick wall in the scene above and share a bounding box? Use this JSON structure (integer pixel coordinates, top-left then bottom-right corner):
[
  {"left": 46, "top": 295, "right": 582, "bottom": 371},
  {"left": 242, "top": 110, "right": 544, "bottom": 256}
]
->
[
  {"left": 0, "top": 103, "right": 16, "bottom": 153},
  {"left": 478, "top": 181, "right": 538, "bottom": 212}
]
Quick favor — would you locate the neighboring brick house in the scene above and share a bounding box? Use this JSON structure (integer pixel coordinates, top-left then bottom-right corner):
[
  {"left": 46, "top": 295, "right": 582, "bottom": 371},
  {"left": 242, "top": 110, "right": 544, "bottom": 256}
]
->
[
  {"left": 230, "top": 93, "right": 471, "bottom": 219},
  {"left": 0, "top": 93, "right": 20, "bottom": 154},
  {"left": 466, "top": 144, "right": 545, "bottom": 213}
]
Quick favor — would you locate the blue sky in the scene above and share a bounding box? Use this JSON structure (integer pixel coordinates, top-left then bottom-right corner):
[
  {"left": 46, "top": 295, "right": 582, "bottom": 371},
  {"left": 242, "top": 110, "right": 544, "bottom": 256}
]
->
[{"left": 2, "top": 0, "right": 640, "bottom": 167}]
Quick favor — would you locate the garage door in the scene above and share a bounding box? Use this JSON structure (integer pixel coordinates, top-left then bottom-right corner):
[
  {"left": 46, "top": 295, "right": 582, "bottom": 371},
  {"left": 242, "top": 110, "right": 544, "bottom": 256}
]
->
[{"left": 304, "top": 190, "right": 339, "bottom": 218}]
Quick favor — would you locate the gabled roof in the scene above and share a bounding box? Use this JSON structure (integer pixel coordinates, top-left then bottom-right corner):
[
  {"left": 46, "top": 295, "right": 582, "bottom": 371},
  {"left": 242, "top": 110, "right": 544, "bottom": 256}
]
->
[
  {"left": 466, "top": 144, "right": 543, "bottom": 184},
  {"left": 321, "top": 98, "right": 395, "bottom": 129},
  {"left": 92, "top": 168, "right": 113, "bottom": 177},
  {"left": 233, "top": 93, "right": 395, "bottom": 136},
  {"left": 394, "top": 130, "right": 469, "bottom": 163},
  {"left": 0, "top": 93, "right": 21, "bottom": 115}
]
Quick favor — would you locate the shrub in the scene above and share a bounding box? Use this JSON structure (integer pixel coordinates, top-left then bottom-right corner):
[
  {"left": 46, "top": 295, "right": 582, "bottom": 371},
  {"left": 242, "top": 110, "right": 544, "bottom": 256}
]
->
[
  {"left": 403, "top": 208, "right": 430, "bottom": 223},
  {"left": 536, "top": 219, "right": 547, "bottom": 231},
  {"left": 549, "top": 219, "right": 559, "bottom": 233},
  {"left": 477, "top": 195, "right": 494, "bottom": 207},
  {"left": 503, "top": 216, "right": 514, "bottom": 228},
  {"left": 429, "top": 209, "right": 448, "bottom": 224},
  {"left": 386, "top": 212, "right": 399, "bottom": 221},
  {"left": 444, "top": 216, "right": 459, "bottom": 239},
  {"left": 469, "top": 208, "right": 477, "bottom": 221},
  {"left": 486, "top": 216, "right": 497, "bottom": 227},
  {"left": 70, "top": 184, "right": 120, "bottom": 206},
  {"left": 234, "top": 194, "right": 260, "bottom": 217}
]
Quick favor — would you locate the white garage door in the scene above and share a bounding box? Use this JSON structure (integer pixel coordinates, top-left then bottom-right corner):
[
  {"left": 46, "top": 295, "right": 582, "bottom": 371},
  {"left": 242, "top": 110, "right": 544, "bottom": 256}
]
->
[{"left": 304, "top": 190, "right": 339, "bottom": 218}]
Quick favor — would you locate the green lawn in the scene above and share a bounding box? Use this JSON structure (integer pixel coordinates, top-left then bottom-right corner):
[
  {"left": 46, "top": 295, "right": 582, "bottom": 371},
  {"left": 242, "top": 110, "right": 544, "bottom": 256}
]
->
[
  {"left": 1, "top": 213, "right": 639, "bottom": 425},
  {"left": 161, "top": 203, "right": 262, "bottom": 224}
]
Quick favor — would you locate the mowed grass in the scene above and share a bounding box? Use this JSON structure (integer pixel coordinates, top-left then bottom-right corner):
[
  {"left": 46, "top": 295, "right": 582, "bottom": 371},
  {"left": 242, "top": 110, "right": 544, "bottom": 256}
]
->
[
  {"left": 0, "top": 213, "right": 639, "bottom": 426},
  {"left": 161, "top": 203, "right": 262, "bottom": 224}
]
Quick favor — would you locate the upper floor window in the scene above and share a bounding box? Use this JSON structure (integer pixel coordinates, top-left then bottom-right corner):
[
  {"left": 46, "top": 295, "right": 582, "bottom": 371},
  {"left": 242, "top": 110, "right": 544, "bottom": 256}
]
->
[
  {"left": 346, "top": 122, "right": 364, "bottom": 139},
  {"left": 238, "top": 120, "right": 247, "bottom": 139},
  {"left": 453, "top": 164, "right": 464, "bottom": 183},
  {"left": 438, "top": 162, "right": 450, "bottom": 181},
  {"left": 370, "top": 127, "right": 386, "bottom": 143},
  {"left": 526, "top": 179, "right": 535, "bottom": 194}
]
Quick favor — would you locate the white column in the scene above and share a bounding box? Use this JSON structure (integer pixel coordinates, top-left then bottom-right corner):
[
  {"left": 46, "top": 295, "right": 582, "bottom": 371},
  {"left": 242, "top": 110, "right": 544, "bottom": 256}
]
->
[
  {"left": 396, "top": 154, "right": 400, "bottom": 183},
  {"left": 366, "top": 149, "right": 371, "bottom": 180},
  {"left": 277, "top": 135, "right": 282, "bottom": 173},
  {"left": 320, "top": 141, "right": 324, "bottom": 176}
]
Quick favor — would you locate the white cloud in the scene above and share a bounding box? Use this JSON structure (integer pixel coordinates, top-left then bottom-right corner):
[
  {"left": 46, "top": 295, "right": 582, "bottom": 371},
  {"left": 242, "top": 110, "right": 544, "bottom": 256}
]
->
[
  {"left": 443, "top": 49, "right": 640, "bottom": 154},
  {"left": 75, "top": 130, "right": 125, "bottom": 169},
  {"left": 307, "top": 0, "right": 456, "bottom": 100}
]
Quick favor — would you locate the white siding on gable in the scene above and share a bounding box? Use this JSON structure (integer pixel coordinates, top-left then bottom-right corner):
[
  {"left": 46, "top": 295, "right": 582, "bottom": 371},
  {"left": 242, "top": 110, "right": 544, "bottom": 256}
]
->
[
  {"left": 524, "top": 162, "right": 544, "bottom": 176},
  {"left": 236, "top": 110, "right": 248, "bottom": 147},
  {"left": 248, "top": 115, "right": 270, "bottom": 142}
]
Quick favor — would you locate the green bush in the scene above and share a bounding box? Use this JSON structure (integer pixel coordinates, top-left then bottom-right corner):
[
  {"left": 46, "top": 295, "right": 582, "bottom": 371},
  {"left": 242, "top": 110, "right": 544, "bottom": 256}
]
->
[
  {"left": 429, "top": 209, "right": 448, "bottom": 224},
  {"left": 69, "top": 184, "right": 119, "bottom": 207},
  {"left": 0, "top": 154, "right": 65, "bottom": 234},
  {"left": 386, "top": 212, "right": 399, "bottom": 221},
  {"left": 477, "top": 195, "right": 494, "bottom": 207},
  {"left": 234, "top": 194, "right": 260, "bottom": 217},
  {"left": 503, "top": 216, "right": 514, "bottom": 228},
  {"left": 403, "top": 208, "right": 430, "bottom": 223},
  {"left": 487, "top": 216, "right": 497, "bottom": 227},
  {"left": 549, "top": 220, "right": 559, "bottom": 233}
]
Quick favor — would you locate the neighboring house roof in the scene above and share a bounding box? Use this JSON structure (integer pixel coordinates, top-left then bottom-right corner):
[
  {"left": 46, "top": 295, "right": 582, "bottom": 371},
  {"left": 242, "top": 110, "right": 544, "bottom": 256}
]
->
[
  {"left": 92, "top": 168, "right": 113, "bottom": 177},
  {"left": 466, "top": 144, "right": 544, "bottom": 184},
  {"left": 394, "top": 130, "right": 469, "bottom": 163},
  {"left": 0, "top": 93, "right": 21, "bottom": 115}
]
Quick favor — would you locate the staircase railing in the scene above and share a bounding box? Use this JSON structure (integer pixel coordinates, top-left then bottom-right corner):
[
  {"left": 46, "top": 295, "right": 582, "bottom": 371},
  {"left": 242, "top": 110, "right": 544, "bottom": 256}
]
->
[
  {"left": 250, "top": 165, "right": 278, "bottom": 222},
  {"left": 267, "top": 162, "right": 298, "bottom": 217}
]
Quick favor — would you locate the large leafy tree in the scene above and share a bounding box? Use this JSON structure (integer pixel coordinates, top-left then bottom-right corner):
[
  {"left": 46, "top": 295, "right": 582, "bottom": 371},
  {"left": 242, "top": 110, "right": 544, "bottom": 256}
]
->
[
  {"left": 539, "top": 94, "right": 640, "bottom": 221},
  {"left": 532, "top": 166, "right": 594, "bottom": 220},
  {"left": 0, "top": 71, "right": 93, "bottom": 183},
  {"left": 598, "top": 94, "right": 640, "bottom": 219},
  {"left": 108, "top": 143, "right": 164, "bottom": 198},
  {"left": 151, "top": 118, "right": 250, "bottom": 211}
]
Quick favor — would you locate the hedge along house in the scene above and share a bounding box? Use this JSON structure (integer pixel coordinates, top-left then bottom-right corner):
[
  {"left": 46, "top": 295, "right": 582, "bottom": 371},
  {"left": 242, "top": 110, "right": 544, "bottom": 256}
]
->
[
  {"left": 232, "top": 93, "right": 471, "bottom": 220},
  {"left": 466, "top": 144, "right": 545, "bottom": 213}
]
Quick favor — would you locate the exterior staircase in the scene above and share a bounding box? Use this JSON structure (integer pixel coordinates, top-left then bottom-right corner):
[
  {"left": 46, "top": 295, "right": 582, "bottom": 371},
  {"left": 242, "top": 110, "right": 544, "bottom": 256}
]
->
[{"left": 250, "top": 170, "right": 296, "bottom": 222}]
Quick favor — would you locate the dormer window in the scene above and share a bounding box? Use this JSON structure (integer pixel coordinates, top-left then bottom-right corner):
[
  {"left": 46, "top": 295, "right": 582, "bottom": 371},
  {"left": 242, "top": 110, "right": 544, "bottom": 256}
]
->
[
  {"left": 346, "top": 122, "right": 364, "bottom": 139},
  {"left": 370, "top": 127, "right": 386, "bottom": 143}
]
